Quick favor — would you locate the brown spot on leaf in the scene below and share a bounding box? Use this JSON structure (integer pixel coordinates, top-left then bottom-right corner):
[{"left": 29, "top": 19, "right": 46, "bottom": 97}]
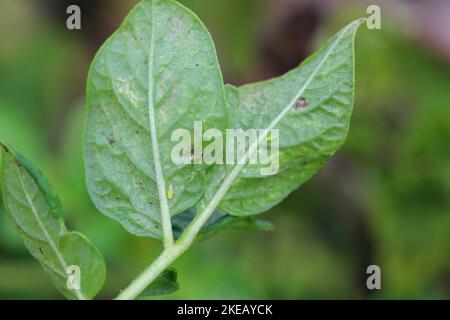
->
[{"left": 294, "top": 97, "right": 309, "bottom": 110}]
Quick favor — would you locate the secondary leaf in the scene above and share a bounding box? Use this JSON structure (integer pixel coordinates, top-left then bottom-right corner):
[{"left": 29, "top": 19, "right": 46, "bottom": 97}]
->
[
  {"left": 200, "top": 19, "right": 365, "bottom": 216},
  {"left": 137, "top": 268, "right": 179, "bottom": 298},
  {"left": 0, "top": 143, "right": 106, "bottom": 300},
  {"left": 13, "top": 150, "right": 63, "bottom": 218},
  {"left": 85, "top": 0, "right": 227, "bottom": 239}
]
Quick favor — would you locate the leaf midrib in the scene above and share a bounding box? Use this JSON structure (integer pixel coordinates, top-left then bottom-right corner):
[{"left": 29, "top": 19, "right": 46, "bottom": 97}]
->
[
  {"left": 226, "top": 21, "right": 355, "bottom": 193},
  {"left": 147, "top": 0, "right": 174, "bottom": 248},
  {"left": 14, "top": 163, "right": 86, "bottom": 300}
]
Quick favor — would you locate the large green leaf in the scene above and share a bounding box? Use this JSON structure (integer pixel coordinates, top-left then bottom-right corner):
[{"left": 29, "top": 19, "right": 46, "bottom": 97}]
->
[
  {"left": 0, "top": 143, "right": 106, "bottom": 300},
  {"left": 85, "top": 0, "right": 363, "bottom": 241},
  {"left": 85, "top": 0, "right": 227, "bottom": 239},
  {"left": 204, "top": 19, "right": 365, "bottom": 216}
]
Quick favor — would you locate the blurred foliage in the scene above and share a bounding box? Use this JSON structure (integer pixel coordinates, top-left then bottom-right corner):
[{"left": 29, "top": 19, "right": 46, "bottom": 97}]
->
[{"left": 0, "top": 0, "right": 449, "bottom": 299}]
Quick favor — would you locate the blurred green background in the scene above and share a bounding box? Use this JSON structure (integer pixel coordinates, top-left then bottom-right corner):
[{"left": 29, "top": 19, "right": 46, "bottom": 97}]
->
[{"left": 0, "top": 0, "right": 449, "bottom": 299}]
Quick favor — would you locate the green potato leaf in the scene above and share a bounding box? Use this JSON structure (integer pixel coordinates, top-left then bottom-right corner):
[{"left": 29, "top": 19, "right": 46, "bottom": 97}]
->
[
  {"left": 85, "top": 0, "right": 227, "bottom": 239},
  {"left": 209, "top": 19, "right": 365, "bottom": 216},
  {"left": 0, "top": 143, "right": 106, "bottom": 300}
]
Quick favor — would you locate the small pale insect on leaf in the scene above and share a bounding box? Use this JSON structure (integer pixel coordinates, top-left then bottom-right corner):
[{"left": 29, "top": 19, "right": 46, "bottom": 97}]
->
[{"left": 167, "top": 184, "right": 174, "bottom": 200}]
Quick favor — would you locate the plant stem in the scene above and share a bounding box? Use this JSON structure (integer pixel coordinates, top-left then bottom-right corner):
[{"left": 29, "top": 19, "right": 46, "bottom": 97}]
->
[
  {"left": 116, "top": 137, "right": 268, "bottom": 299},
  {"left": 115, "top": 243, "right": 185, "bottom": 300},
  {"left": 115, "top": 109, "right": 268, "bottom": 301}
]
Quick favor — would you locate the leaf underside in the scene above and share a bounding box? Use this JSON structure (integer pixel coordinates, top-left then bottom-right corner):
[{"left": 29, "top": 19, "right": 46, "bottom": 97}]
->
[
  {"left": 85, "top": 0, "right": 227, "bottom": 239},
  {"left": 217, "top": 20, "right": 362, "bottom": 216},
  {"left": 0, "top": 144, "right": 106, "bottom": 300},
  {"left": 85, "top": 0, "right": 363, "bottom": 240}
]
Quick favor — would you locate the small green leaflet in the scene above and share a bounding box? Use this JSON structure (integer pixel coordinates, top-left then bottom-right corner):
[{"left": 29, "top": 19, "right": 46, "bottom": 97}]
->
[
  {"left": 137, "top": 268, "right": 179, "bottom": 298},
  {"left": 0, "top": 143, "right": 106, "bottom": 300}
]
